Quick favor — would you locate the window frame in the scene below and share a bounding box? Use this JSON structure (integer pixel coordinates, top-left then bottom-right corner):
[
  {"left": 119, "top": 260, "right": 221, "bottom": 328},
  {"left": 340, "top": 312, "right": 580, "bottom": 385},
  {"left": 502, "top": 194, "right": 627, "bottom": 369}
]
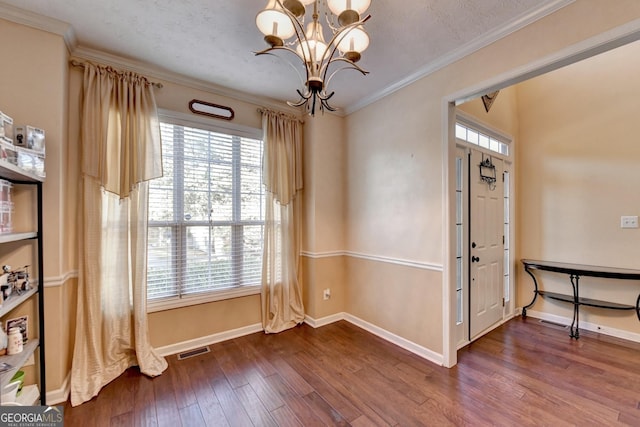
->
[{"left": 147, "top": 109, "right": 264, "bottom": 313}]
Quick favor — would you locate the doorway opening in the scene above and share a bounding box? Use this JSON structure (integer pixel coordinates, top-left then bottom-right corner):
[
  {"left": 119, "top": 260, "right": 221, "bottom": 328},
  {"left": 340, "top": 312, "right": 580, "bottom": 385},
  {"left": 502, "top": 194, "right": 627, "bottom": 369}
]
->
[
  {"left": 453, "top": 114, "right": 513, "bottom": 348},
  {"left": 443, "top": 24, "right": 640, "bottom": 369}
]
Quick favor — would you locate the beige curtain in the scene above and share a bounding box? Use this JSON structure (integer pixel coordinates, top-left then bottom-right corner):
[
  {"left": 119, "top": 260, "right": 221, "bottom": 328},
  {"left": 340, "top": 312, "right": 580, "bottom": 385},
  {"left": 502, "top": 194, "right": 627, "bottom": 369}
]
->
[
  {"left": 260, "top": 109, "right": 305, "bottom": 333},
  {"left": 71, "top": 62, "right": 167, "bottom": 406}
]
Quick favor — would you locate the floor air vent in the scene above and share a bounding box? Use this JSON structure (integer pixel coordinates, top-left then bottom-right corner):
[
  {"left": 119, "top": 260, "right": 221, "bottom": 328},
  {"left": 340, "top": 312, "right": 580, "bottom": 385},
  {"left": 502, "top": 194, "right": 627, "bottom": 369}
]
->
[
  {"left": 177, "top": 346, "right": 211, "bottom": 360},
  {"left": 539, "top": 319, "right": 568, "bottom": 329}
]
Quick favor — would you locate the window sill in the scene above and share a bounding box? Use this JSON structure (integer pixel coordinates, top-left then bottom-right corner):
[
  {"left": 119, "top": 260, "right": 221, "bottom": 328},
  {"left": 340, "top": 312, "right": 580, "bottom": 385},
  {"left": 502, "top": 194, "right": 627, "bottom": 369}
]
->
[{"left": 147, "top": 285, "right": 261, "bottom": 313}]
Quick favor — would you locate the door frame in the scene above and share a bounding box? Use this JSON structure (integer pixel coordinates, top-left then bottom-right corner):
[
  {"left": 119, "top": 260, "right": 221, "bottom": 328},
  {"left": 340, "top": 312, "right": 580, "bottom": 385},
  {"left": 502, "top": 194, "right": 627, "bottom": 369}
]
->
[
  {"left": 453, "top": 117, "right": 514, "bottom": 349},
  {"left": 440, "top": 22, "right": 640, "bottom": 369}
]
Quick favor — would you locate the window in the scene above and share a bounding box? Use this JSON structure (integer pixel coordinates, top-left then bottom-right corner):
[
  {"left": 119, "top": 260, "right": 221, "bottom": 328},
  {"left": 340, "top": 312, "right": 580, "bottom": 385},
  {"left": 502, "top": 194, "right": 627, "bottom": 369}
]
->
[
  {"left": 455, "top": 155, "right": 464, "bottom": 325},
  {"left": 147, "top": 116, "right": 264, "bottom": 310},
  {"left": 455, "top": 121, "right": 509, "bottom": 156},
  {"left": 503, "top": 170, "right": 510, "bottom": 303}
]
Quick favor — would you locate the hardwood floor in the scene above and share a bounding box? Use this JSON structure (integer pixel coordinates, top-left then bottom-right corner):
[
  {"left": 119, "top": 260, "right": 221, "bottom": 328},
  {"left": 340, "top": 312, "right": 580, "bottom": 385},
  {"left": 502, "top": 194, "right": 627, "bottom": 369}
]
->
[{"left": 63, "top": 317, "right": 640, "bottom": 426}]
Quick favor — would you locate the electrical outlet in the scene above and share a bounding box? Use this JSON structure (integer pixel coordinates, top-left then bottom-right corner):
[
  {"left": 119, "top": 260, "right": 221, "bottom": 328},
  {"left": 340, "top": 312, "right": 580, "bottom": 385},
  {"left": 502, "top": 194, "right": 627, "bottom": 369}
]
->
[
  {"left": 621, "top": 215, "right": 638, "bottom": 228},
  {"left": 323, "top": 288, "right": 331, "bottom": 300}
]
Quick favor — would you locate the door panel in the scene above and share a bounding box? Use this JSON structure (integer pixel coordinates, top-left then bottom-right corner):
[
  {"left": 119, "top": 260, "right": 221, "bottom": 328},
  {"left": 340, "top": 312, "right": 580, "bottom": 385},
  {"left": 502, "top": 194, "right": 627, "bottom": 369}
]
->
[{"left": 470, "top": 148, "right": 504, "bottom": 339}]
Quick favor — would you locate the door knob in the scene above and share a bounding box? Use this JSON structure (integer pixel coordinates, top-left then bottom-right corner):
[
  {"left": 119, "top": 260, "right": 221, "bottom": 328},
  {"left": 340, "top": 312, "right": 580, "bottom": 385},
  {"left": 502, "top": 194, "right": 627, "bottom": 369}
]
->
[
  {"left": 472, "top": 242, "right": 477, "bottom": 248},
  {"left": 472, "top": 256, "right": 480, "bottom": 263}
]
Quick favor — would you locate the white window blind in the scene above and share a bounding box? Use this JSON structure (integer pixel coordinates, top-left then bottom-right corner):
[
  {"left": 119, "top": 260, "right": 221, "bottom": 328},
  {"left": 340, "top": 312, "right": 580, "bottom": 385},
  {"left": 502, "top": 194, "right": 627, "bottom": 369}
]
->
[{"left": 147, "top": 121, "right": 264, "bottom": 301}]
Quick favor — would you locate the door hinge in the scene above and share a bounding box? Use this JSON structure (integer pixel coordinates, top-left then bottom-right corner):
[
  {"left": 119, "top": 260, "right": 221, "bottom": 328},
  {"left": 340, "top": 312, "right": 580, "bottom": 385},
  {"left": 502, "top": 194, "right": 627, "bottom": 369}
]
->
[
  {"left": 503, "top": 235, "right": 505, "bottom": 244},
  {"left": 502, "top": 172, "right": 505, "bottom": 182},
  {"left": 502, "top": 297, "right": 505, "bottom": 307}
]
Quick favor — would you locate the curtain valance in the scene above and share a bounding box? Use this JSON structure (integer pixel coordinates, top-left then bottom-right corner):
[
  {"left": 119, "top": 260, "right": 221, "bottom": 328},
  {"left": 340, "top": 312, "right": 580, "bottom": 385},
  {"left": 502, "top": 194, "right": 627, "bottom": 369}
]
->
[{"left": 80, "top": 61, "right": 162, "bottom": 199}]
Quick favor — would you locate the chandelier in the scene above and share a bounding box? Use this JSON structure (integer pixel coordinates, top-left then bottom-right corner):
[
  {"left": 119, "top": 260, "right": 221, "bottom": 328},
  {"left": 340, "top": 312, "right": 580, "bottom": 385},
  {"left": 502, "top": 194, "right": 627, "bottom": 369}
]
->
[{"left": 255, "top": 0, "right": 372, "bottom": 115}]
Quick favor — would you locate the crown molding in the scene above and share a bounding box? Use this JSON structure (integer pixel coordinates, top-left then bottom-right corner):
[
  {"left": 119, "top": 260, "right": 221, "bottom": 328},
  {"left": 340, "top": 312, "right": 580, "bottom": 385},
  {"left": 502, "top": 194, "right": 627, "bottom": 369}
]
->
[
  {"left": 344, "top": 0, "right": 575, "bottom": 115},
  {"left": 0, "top": 1, "right": 297, "bottom": 115},
  {"left": 72, "top": 46, "right": 302, "bottom": 116},
  {"left": 0, "top": 2, "right": 77, "bottom": 52}
]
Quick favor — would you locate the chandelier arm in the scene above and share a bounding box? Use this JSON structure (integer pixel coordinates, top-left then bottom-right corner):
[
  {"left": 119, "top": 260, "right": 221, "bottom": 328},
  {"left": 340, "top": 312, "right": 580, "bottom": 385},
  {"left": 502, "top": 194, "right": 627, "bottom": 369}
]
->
[
  {"left": 254, "top": 49, "right": 308, "bottom": 88},
  {"left": 321, "top": 98, "right": 337, "bottom": 112},
  {"left": 255, "top": 45, "right": 304, "bottom": 63},
  {"left": 319, "top": 90, "right": 335, "bottom": 101},
  {"left": 328, "top": 57, "right": 369, "bottom": 75},
  {"left": 322, "top": 59, "right": 369, "bottom": 91},
  {"left": 287, "top": 89, "right": 313, "bottom": 108}
]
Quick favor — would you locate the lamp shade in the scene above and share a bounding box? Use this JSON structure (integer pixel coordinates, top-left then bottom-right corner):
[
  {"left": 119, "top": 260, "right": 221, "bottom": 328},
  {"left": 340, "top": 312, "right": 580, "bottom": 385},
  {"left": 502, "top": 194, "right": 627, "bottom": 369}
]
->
[
  {"left": 256, "top": 0, "right": 296, "bottom": 40},
  {"left": 296, "top": 21, "right": 328, "bottom": 63},
  {"left": 327, "top": 0, "right": 371, "bottom": 15},
  {"left": 336, "top": 25, "right": 369, "bottom": 54}
]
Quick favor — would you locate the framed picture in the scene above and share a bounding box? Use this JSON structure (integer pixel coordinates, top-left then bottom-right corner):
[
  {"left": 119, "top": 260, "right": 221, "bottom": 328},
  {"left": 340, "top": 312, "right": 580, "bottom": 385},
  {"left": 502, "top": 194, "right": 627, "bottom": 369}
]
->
[{"left": 6, "top": 315, "right": 28, "bottom": 344}]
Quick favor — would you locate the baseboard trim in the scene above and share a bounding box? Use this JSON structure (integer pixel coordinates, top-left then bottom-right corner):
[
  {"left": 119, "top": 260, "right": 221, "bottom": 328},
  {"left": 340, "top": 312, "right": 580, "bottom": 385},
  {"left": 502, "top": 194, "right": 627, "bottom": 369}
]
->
[
  {"left": 47, "top": 372, "right": 71, "bottom": 405},
  {"left": 343, "top": 313, "right": 444, "bottom": 366},
  {"left": 522, "top": 309, "right": 640, "bottom": 343},
  {"left": 304, "top": 313, "right": 346, "bottom": 328},
  {"left": 154, "top": 323, "right": 264, "bottom": 357},
  {"left": 305, "top": 313, "right": 443, "bottom": 365}
]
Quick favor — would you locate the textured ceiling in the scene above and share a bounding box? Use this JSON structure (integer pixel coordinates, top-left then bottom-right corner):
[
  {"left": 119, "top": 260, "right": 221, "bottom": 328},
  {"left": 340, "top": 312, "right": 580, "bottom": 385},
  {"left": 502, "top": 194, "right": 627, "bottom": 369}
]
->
[{"left": 1, "top": 0, "right": 567, "bottom": 113}]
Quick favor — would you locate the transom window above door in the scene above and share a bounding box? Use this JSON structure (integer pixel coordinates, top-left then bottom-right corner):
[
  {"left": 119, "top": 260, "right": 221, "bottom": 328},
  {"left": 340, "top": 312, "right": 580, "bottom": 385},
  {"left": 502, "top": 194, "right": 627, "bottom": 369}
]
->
[{"left": 455, "top": 121, "right": 509, "bottom": 156}]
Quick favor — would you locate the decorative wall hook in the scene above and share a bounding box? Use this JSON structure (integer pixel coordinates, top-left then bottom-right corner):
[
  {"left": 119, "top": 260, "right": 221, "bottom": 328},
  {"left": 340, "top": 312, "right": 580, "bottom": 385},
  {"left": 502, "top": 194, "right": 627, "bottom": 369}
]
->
[{"left": 479, "top": 156, "right": 496, "bottom": 190}]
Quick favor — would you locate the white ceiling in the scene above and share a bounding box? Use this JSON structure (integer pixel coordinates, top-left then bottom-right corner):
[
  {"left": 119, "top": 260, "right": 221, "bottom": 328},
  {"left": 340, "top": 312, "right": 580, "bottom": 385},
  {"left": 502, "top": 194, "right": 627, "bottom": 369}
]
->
[{"left": 1, "top": 0, "right": 569, "bottom": 113}]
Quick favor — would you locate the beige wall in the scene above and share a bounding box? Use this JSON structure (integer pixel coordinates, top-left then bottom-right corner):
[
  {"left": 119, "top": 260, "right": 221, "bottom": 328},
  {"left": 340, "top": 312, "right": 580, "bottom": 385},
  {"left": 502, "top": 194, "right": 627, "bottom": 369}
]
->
[
  {"left": 0, "top": 18, "right": 73, "bottom": 392},
  {"left": 301, "top": 113, "right": 347, "bottom": 319},
  {"left": 516, "top": 39, "right": 640, "bottom": 332},
  {"left": 344, "top": 0, "right": 640, "bottom": 355},
  {"left": 458, "top": 85, "right": 520, "bottom": 139}
]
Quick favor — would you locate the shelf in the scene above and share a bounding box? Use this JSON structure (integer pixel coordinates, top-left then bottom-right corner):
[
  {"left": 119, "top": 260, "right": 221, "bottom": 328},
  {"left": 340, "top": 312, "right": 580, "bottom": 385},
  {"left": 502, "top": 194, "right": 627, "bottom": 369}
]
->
[
  {"left": 0, "top": 384, "right": 40, "bottom": 406},
  {"left": 15, "top": 384, "right": 39, "bottom": 406},
  {"left": 0, "top": 155, "right": 44, "bottom": 405},
  {"left": 0, "top": 287, "right": 37, "bottom": 318},
  {"left": 538, "top": 290, "right": 635, "bottom": 310},
  {"left": 0, "top": 339, "right": 38, "bottom": 389},
  {"left": 0, "top": 161, "right": 43, "bottom": 183},
  {"left": 0, "top": 232, "right": 37, "bottom": 244}
]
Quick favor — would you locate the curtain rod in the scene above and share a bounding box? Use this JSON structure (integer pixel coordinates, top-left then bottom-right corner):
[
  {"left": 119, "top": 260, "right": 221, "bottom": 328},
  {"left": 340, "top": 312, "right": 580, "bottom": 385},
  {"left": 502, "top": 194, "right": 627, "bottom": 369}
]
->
[
  {"left": 257, "top": 107, "right": 304, "bottom": 124},
  {"left": 70, "top": 59, "right": 163, "bottom": 89}
]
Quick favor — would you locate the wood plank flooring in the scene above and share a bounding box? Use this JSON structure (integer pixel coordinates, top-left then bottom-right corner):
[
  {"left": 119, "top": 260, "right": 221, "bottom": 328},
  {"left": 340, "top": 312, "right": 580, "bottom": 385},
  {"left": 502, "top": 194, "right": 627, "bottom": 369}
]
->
[{"left": 62, "top": 317, "right": 640, "bottom": 426}]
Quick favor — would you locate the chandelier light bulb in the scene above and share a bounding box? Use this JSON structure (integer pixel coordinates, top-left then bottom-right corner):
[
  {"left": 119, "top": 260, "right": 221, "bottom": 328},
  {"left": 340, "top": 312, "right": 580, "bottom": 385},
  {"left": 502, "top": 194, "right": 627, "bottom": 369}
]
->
[
  {"left": 336, "top": 25, "right": 369, "bottom": 62},
  {"left": 327, "top": 0, "right": 371, "bottom": 25},
  {"left": 256, "top": 0, "right": 296, "bottom": 46},
  {"left": 296, "top": 21, "right": 328, "bottom": 64}
]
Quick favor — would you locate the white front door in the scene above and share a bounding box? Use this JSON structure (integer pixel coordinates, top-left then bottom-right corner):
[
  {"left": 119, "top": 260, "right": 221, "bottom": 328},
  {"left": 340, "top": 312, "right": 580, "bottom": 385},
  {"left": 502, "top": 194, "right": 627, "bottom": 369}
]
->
[{"left": 469, "top": 148, "right": 504, "bottom": 339}]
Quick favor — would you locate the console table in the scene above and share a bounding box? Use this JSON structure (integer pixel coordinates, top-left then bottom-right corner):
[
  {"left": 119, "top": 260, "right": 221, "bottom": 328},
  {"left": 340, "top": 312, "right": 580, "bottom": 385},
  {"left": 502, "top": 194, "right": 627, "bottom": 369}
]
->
[{"left": 521, "top": 259, "right": 640, "bottom": 339}]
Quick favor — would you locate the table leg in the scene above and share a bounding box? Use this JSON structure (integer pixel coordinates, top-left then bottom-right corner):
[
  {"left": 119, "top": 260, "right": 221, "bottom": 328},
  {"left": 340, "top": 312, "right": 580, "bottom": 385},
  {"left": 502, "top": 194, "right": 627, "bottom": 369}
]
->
[
  {"left": 522, "top": 266, "right": 539, "bottom": 317},
  {"left": 570, "top": 274, "right": 580, "bottom": 339}
]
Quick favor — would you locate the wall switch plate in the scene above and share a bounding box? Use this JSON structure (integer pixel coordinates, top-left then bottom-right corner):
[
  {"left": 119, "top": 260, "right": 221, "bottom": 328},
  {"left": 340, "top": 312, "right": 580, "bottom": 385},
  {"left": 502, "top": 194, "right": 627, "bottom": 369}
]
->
[
  {"left": 620, "top": 215, "right": 638, "bottom": 228},
  {"left": 323, "top": 288, "right": 331, "bottom": 300}
]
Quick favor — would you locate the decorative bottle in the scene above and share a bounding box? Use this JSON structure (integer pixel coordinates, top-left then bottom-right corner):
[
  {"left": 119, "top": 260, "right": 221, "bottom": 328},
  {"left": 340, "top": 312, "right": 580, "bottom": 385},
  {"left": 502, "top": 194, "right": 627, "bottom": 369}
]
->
[
  {"left": 0, "top": 326, "right": 6, "bottom": 356},
  {"left": 7, "top": 327, "right": 22, "bottom": 355}
]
